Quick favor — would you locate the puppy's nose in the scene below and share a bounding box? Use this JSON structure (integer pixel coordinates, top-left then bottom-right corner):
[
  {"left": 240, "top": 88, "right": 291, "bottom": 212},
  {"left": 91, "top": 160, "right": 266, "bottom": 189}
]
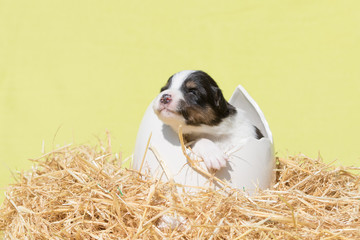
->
[{"left": 160, "top": 94, "right": 172, "bottom": 104}]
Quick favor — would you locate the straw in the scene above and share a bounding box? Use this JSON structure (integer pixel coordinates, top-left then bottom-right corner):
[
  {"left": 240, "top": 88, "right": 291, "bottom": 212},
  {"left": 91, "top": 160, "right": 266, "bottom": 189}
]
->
[{"left": 1, "top": 141, "right": 359, "bottom": 239}]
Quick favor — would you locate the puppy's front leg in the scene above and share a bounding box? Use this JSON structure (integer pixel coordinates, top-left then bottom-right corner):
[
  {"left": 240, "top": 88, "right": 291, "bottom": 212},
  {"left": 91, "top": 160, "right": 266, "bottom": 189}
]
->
[{"left": 191, "top": 138, "right": 228, "bottom": 171}]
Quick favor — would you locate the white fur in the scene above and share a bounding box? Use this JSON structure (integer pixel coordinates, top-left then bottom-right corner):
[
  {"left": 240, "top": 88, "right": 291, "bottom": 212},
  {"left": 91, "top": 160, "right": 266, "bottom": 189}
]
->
[{"left": 170, "top": 70, "right": 195, "bottom": 89}]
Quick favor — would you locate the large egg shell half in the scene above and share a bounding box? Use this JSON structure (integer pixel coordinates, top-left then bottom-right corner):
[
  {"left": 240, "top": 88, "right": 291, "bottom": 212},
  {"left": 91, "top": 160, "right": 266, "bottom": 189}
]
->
[{"left": 133, "top": 85, "right": 275, "bottom": 193}]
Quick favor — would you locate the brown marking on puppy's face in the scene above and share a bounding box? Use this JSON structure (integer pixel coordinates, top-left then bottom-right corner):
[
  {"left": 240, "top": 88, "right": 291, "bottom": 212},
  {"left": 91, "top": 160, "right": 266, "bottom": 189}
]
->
[
  {"left": 185, "top": 80, "right": 197, "bottom": 90},
  {"left": 180, "top": 104, "right": 217, "bottom": 126}
]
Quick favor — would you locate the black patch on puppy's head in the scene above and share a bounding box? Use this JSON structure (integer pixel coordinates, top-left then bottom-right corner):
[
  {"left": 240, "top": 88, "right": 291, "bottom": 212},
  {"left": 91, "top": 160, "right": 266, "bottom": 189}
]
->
[{"left": 179, "top": 71, "right": 236, "bottom": 126}]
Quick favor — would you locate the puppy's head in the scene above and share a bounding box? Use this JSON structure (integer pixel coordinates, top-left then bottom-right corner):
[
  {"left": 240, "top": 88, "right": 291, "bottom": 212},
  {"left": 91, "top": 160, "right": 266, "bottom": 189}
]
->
[{"left": 153, "top": 70, "right": 236, "bottom": 132}]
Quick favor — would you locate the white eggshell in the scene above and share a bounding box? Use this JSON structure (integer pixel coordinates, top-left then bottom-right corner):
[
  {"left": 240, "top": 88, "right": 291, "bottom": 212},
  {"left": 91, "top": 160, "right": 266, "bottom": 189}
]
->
[{"left": 133, "top": 85, "right": 274, "bottom": 193}]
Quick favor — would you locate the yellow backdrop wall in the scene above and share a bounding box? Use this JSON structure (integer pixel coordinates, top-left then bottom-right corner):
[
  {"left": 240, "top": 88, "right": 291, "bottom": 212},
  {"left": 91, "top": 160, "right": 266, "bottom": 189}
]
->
[{"left": 1, "top": 0, "right": 359, "bottom": 199}]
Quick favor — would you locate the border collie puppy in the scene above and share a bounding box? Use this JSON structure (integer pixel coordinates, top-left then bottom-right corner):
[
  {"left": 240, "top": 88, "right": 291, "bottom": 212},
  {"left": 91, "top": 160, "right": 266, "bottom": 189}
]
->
[{"left": 153, "top": 70, "right": 263, "bottom": 171}]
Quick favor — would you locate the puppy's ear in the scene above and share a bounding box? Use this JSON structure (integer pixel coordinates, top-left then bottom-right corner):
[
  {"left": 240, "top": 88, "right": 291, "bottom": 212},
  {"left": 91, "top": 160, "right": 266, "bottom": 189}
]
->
[
  {"left": 213, "top": 86, "right": 227, "bottom": 110},
  {"left": 212, "top": 86, "right": 236, "bottom": 117}
]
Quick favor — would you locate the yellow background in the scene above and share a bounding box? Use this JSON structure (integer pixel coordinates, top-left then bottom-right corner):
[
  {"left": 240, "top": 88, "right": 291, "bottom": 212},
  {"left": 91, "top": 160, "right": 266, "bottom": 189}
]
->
[{"left": 1, "top": 1, "right": 359, "bottom": 199}]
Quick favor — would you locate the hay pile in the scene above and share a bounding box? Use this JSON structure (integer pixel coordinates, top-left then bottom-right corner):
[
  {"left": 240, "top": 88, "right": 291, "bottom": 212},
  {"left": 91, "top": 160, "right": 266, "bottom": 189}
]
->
[{"left": 1, "top": 143, "right": 359, "bottom": 239}]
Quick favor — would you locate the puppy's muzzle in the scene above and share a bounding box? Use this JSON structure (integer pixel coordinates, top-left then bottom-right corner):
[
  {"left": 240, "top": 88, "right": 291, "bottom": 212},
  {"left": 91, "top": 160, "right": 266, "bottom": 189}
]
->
[{"left": 160, "top": 94, "right": 172, "bottom": 104}]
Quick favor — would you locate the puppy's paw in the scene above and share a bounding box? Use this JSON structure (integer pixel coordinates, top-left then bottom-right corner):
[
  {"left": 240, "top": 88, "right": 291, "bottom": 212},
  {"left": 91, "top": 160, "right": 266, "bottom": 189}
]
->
[{"left": 191, "top": 138, "right": 228, "bottom": 171}]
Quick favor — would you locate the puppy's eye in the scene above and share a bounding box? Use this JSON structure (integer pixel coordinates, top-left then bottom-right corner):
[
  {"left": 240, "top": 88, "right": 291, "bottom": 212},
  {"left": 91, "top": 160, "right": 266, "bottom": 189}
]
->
[{"left": 188, "top": 88, "right": 198, "bottom": 95}]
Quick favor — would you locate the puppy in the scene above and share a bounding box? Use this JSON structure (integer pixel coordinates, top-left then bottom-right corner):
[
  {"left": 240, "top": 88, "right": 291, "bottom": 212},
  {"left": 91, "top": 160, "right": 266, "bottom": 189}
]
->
[{"left": 153, "top": 70, "right": 263, "bottom": 171}]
